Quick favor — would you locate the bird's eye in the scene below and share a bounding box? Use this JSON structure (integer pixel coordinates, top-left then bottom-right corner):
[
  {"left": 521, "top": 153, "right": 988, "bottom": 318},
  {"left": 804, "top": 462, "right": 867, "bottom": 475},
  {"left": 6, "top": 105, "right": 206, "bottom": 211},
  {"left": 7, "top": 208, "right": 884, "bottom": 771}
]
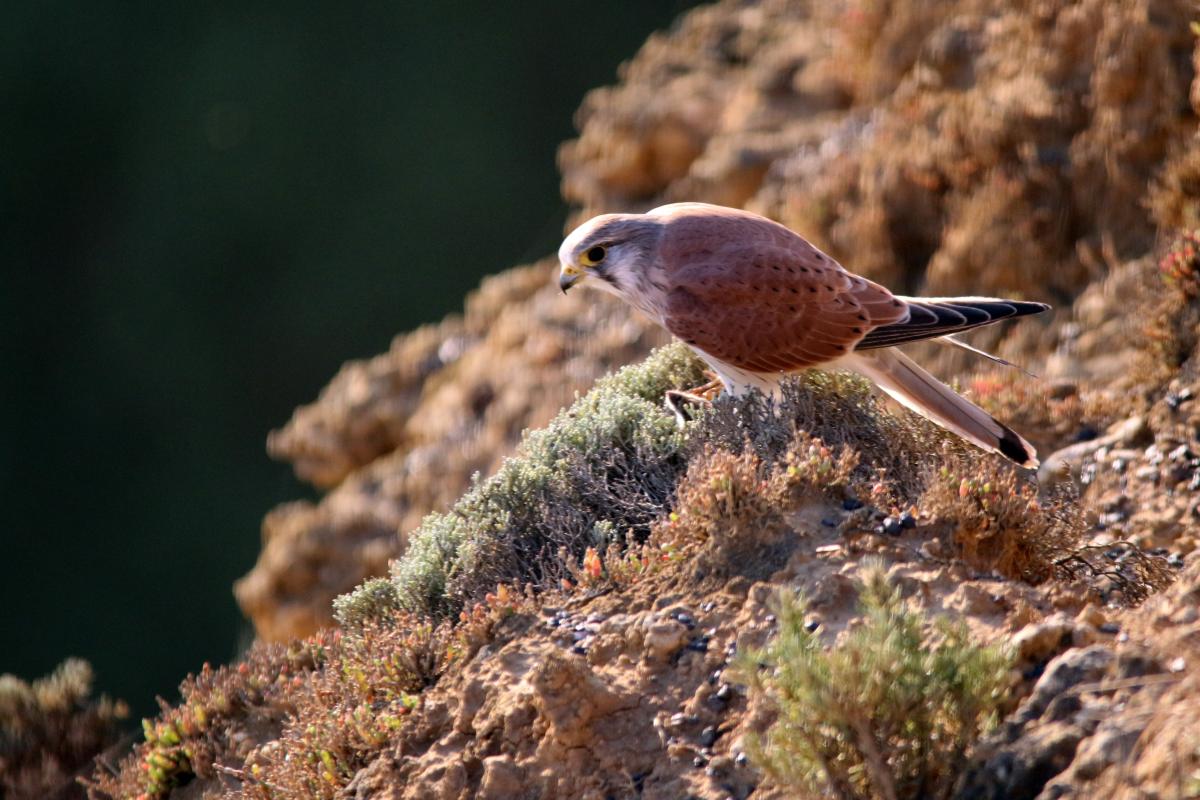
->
[{"left": 581, "top": 245, "right": 607, "bottom": 267}]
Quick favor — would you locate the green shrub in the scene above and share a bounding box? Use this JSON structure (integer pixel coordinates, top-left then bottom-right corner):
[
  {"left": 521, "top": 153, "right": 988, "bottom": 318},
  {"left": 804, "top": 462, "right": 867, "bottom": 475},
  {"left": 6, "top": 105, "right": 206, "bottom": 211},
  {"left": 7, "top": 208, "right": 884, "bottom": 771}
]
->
[
  {"left": 333, "top": 577, "right": 402, "bottom": 631},
  {"left": 368, "top": 342, "right": 707, "bottom": 620},
  {"left": 342, "top": 339, "right": 1028, "bottom": 626},
  {"left": 739, "top": 566, "right": 1012, "bottom": 800}
]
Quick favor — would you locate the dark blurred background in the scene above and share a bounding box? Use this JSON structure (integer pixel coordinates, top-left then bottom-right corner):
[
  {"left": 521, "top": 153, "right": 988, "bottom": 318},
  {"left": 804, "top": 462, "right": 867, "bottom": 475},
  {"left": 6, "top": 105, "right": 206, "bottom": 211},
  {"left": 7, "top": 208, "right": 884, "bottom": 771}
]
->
[{"left": 0, "top": 1, "right": 696, "bottom": 718}]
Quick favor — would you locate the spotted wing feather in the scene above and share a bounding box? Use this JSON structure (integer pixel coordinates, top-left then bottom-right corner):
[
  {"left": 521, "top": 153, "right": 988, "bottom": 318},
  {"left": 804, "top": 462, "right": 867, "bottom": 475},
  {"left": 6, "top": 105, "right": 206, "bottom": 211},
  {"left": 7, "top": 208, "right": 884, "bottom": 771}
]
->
[{"left": 660, "top": 239, "right": 908, "bottom": 373}]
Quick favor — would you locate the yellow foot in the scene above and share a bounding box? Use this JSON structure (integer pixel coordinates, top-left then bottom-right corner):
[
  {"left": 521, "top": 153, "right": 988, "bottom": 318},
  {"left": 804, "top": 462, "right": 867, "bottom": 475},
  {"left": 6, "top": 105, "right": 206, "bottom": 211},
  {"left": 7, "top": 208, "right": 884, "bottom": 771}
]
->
[{"left": 664, "top": 375, "right": 724, "bottom": 426}]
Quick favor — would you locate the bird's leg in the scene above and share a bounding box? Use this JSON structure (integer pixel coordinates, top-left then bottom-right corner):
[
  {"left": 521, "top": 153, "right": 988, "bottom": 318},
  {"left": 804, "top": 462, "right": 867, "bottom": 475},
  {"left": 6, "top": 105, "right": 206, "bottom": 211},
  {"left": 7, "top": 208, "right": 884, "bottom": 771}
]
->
[{"left": 664, "top": 375, "right": 724, "bottom": 426}]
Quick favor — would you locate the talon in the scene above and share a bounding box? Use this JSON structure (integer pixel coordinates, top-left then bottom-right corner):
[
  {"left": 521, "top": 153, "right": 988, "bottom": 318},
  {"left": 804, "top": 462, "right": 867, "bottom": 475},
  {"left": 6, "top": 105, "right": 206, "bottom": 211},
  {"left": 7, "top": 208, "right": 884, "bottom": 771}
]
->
[{"left": 690, "top": 377, "right": 723, "bottom": 401}]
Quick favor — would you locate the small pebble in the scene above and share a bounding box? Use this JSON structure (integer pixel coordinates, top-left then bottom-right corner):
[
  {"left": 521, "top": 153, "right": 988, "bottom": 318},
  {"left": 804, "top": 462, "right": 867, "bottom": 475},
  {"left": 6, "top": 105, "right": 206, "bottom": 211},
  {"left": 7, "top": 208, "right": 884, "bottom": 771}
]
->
[
  {"left": 716, "top": 683, "right": 733, "bottom": 702},
  {"left": 735, "top": 752, "right": 749, "bottom": 767},
  {"left": 700, "top": 726, "right": 718, "bottom": 747},
  {"left": 701, "top": 601, "right": 716, "bottom": 613},
  {"left": 1081, "top": 463, "right": 1097, "bottom": 485},
  {"left": 693, "top": 756, "right": 708, "bottom": 768},
  {"left": 1099, "top": 622, "right": 1120, "bottom": 634},
  {"left": 571, "top": 645, "right": 588, "bottom": 656},
  {"left": 882, "top": 516, "right": 903, "bottom": 536},
  {"left": 805, "top": 620, "right": 820, "bottom": 633},
  {"left": 842, "top": 496, "right": 864, "bottom": 511},
  {"left": 764, "top": 614, "right": 777, "bottom": 625},
  {"left": 899, "top": 511, "right": 917, "bottom": 529},
  {"left": 674, "top": 612, "right": 696, "bottom": 628},
  {"left": 1169, "top": 553, "right": 1186, "bottom": 568},
  {"left": 687, "top": 636, "right": 710, "bottom": 652},
  {"left": 1171, "top": 444, "right": 1194, "bottom": 461}
]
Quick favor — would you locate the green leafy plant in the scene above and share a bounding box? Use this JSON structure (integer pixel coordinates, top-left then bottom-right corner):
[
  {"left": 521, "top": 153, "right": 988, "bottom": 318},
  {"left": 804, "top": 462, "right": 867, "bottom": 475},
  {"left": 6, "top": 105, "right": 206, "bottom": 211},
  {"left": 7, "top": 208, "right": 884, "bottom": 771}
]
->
[
  {"left": 348, "top": 341, "right": 707, "bottom": 622},
  {"left": 739, "top": 566, "right": 1012, "bottom": 800}
]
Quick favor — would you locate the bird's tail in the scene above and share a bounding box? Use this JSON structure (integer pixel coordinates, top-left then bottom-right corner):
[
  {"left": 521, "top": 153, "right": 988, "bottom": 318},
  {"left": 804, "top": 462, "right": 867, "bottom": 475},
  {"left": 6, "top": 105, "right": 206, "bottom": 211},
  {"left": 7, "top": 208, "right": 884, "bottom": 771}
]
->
[{"left": 844, "top": 348, "right": 1037, "bottom": 467}]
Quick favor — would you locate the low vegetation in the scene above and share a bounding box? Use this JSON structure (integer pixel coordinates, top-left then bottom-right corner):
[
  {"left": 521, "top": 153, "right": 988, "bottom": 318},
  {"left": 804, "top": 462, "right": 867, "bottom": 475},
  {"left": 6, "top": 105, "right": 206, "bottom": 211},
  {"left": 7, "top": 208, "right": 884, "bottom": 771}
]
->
[
  {"left": 653, "top": 439, "right": 857, "bottom": 582},
  {"left": 85, "top": 641, "right": 324, "bottom": 799},
  {"left": 88, "top": 340, "right": 1172, "bottom": 799},
  {"left": 1, "top": 659, "right": 126, "bottom": 800},
  {"left": 381, "top": 342, "right": 707, "bottom": 620},
  {"left": 1149, "top": 229, "right": 1200, "bottom": 375},
  {"left": 739, "top": 567, "right": 1013, "bottom": 800}
]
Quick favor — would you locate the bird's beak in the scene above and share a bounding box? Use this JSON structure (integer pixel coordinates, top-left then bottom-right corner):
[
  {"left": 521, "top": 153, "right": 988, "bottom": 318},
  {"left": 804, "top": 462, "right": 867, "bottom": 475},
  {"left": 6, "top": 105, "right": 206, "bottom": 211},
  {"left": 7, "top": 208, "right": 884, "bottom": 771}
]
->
[{"left": 559, "top": 265, "right": 582, "bottom": 294}]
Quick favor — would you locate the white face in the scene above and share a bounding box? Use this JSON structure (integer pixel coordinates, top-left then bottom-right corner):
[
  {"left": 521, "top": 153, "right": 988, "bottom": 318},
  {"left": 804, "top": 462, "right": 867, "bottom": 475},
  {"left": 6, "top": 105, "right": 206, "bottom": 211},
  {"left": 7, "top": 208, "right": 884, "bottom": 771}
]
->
[
  {"left": 557, "top": 213, "right": 657, "bottom": 302},
  {"left": 558, "top": 214, "right": 617, "bottom": 293}
]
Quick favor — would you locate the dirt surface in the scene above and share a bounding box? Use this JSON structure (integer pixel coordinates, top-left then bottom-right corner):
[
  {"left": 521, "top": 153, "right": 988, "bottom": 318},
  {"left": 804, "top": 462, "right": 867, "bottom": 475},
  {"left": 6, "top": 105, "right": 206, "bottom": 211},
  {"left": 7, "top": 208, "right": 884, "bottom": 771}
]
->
[
  {"left": 337, "top": 526, "right": 1197, "bottom": 800},
  {"left": 347, "top": 527, "right": 1062, "bottom": 800}
]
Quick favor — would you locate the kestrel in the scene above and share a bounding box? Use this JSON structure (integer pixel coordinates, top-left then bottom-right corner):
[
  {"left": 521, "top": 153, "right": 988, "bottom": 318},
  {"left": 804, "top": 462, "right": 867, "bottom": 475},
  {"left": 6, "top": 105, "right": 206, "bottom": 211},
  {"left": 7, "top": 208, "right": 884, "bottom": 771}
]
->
[{"left": 557, "top": 203, "right": 1048, "bottom": 467}]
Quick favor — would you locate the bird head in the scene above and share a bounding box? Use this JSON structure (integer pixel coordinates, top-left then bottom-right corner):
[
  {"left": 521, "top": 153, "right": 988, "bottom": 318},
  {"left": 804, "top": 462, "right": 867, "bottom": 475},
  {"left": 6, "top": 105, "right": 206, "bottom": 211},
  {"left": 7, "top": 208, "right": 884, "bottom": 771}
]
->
[{"left": 557, "top": 214, "right": 662, "bottom": 298}]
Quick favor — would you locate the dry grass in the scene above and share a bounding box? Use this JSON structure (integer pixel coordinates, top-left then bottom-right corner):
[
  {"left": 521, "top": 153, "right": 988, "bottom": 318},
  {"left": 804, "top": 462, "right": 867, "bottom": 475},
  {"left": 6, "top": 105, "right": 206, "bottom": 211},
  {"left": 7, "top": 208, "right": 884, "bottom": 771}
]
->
[
  {"left": 85, "top": 642, "right": 324, "bottom": 800},
  {"left": 653, "top": 438, "right": 857, "bottom": 582},
  {"left": 235, "top": 589, "right": 530, "bottom": 800},
  {"left": 1, "top": 659, "right": 127, "bottom": 800},
  {"left": 922, "top": 460, "right": 1080, "bottom": 584},
  {"left": 922, "top": 457, "right": 1171, "bottom": 604}
]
